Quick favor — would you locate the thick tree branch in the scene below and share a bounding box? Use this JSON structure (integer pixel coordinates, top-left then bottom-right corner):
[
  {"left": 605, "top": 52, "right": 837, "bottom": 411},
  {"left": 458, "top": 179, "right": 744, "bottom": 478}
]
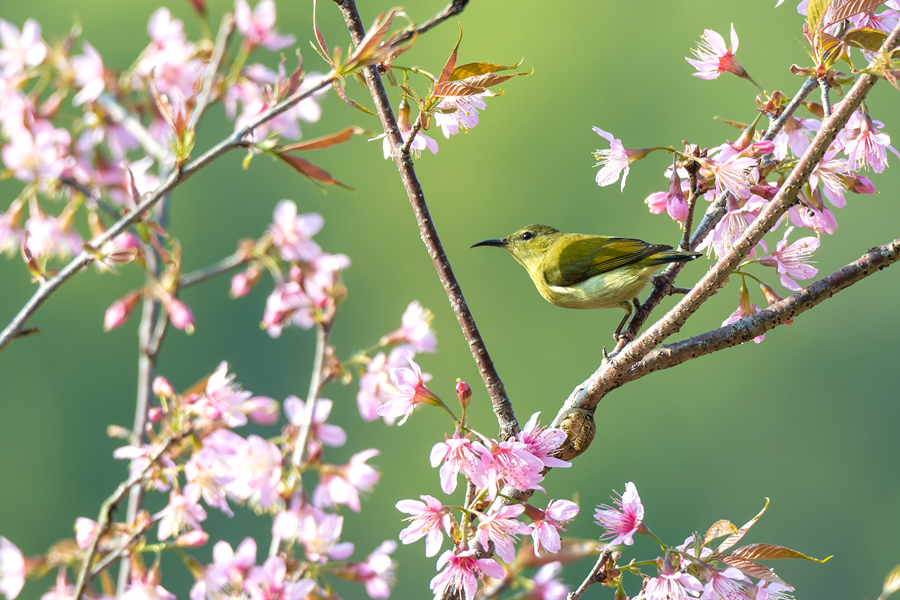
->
[
  {"left": 621, "top": 235, "right": 900, "bottom": 382},
  {"left": 332, "top": 0, "right": 519, "bottom": 440},
  {"left": 0, "top": 73, "right": 338, "bottom": 354}
]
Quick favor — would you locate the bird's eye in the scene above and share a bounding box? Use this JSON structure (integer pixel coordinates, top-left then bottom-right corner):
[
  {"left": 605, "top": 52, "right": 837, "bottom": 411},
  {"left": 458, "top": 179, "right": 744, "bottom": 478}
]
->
[{"left": 521, "top": 231, "right": 534, "bottom": 241}]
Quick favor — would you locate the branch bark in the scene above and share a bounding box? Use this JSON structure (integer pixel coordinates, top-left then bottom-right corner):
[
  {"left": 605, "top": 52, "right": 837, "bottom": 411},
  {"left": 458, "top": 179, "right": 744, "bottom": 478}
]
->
[{"left": 331, "top": 0, "right": 519, "bottom": 440}]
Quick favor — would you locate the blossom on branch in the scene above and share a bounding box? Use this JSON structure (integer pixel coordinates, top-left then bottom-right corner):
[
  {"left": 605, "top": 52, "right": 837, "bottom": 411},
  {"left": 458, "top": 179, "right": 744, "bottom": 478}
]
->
[
  {"left": 475, "top": 504, "right": 531, "bottom": 563},
  {"left": 686, "top": 24, "right": 757, "bottom": 87},
  {"left": 235, "top": 0, "right": 295, "bottom": 51},
  {"left": 594, "top": 482, "right": 644, "bottom": 547},
  {"left": 528, "top": 499, "right": 580, "bottom": 557},
  {"left": 396, "top": 495, "right": 452, "bottom": 557},
  {"left": 430, "top": 549, "right": 504, "bottom": 600},
  {"left": 759, "top": 226, "right": 819, "bottom": 291},
  {"left": 0, "top": 19, "right": 46, "bottom": 76}
]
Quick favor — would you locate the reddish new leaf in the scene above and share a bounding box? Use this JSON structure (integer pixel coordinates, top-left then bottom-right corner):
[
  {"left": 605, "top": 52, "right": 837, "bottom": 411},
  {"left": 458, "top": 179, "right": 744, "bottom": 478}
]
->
[
  {"left": 437, "top": 28, "right": 463, "bottom": 85},
  {"left": 828, "top": 0, "right": 887, "bottom": 25},
  {"left": 716, "top": 498, "right": 768, "bottom": 554},
  {"left": 730, "top": 543, "right": 832, "bottom": 563},
  {"left": 721, "top": 557, "right": 788, "bottom": 586},
  {"left": 333, "top": 79, "right": 376, "bottom": 115},
  {"left": 704, "top": 520, "right": 738, "bottom": 545},
  {"left": 275, "top": 152, "right": 354, "bottom": 190},
  {"left": 433, "top": 71, "right": 529, "bottom": 97},
  {"left": 278, "top": 127, "right": 367, "bottom": 152}
]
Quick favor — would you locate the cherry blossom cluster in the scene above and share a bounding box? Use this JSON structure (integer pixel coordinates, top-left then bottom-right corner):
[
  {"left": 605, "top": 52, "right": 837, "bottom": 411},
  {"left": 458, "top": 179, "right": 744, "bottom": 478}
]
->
[
  {"left": 592, "top": 3, "right": 900, "bottom": 342},
  {"left": 0, "top": 1, "right": 324, "bottom": 282},
  {"left": 0, "top": 358, "right": 397, "bottom": 600},
  {"left": 590, "top": 482, "right": 826, "bottom": 600}
]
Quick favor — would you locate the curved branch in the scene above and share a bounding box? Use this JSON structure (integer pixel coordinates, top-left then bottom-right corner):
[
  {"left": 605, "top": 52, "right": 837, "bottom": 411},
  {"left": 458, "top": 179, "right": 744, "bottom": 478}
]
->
[
  {"left": 0, "top": 72, "right": 338, "bottom": 354},
  {"left": 621, "top": 235, "right": 900, "bottom": 383},
  {"left": 332, "top": 0, "right": 519, "bottom": 439}
]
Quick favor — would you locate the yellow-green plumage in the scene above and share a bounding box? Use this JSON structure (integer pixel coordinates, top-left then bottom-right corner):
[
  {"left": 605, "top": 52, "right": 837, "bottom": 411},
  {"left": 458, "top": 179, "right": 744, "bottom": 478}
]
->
[{"left": 472, "top": 224, "right": 701, "bottom": 336}]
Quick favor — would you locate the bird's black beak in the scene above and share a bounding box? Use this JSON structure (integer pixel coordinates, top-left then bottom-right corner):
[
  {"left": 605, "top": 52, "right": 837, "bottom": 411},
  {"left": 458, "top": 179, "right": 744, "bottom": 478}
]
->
[{"left": 470, "top": 238, "right": 508, "bottom": 249}]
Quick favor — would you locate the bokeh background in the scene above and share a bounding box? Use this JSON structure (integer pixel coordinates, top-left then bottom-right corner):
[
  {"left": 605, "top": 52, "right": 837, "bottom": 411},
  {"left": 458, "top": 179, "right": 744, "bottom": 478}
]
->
[{"left": 1, "top": 1, "right": 899, "bottom": 599}]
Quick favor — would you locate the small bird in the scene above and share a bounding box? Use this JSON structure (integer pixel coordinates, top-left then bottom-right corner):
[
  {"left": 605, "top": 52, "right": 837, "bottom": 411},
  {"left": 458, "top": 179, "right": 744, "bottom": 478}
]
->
[{"left": 471, "top": 224, "right": 701, "bottom": 339}]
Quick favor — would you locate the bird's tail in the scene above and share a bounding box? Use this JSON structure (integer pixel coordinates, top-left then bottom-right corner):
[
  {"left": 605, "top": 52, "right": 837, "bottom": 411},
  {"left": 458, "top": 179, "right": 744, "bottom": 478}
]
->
[{"left": 646, "top": 249, "right": 702, "bottom": 266}]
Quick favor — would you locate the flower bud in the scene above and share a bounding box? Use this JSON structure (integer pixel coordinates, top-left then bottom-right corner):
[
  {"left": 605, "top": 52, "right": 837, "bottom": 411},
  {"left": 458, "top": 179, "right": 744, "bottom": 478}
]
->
[
  {"left": 245, "top": 396, "right": 280, "bottom": 425},
  {"left": 174, "top": 530, "right": 209, "bottom": 548},
  {"left": 759, "top": 281, "right": 792, "bottom": 324},
  {"left": 74, "top": 518, "right": 99, "bottom": 550},
  {"left": 644, "top": 191, "right": 668, "bottom": 215},
  {"left": 848, "top": 175, "right": 876, "bottom": 195},
  {"left": 455, "top": 379, "right": 471, "bottom": 410},
  {"left": 231, "top": 266, "right": 262, "bottom": 298},
  {"left": 104, "top": 291, "right": 141, "bottom": 331},
  {"left": 148, "top": 407, "right": 164, "bottom": 422},
  {"left": 162, "top": 295, "right": 195, "bottom": 333},
  {"left": 152, "top": 376, "right": 176, "bottom": 398}
]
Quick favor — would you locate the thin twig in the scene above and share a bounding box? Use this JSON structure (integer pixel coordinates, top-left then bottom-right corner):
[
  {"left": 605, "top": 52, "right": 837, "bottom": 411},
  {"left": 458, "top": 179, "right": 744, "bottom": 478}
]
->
[
  {"left": 59, "top": 177, "right": 120, "bottom": 220},
  {"left": 332, "top": 0, "right": 518, "bottom": 440},
  {"left": 97, "top": 94, "right": 169, "bottom": 163},
  {"left": 0, "top": 73, "right": 338, "bottom": 354},
  {"left": 73, "top": 434, "right": 181, "bottom": 600},
  {"left": 189, "top": 12, "right": 235, "bottom": 130},
  {"left": 568, "top": 550, "right": 613, "bottom": 600},
  {"left": 291, "top": 321, "right": 333, "bottom": 469},
  {"left": 180, "top": 252, "right": 250, "bottom": 287},
  {"left": 392, "top": 0, "right": 469, "bottom": 45}
]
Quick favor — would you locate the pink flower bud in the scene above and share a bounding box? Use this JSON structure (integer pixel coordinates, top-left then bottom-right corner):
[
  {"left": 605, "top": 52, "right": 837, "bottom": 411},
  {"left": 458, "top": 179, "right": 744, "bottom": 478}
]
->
[
  {"left": 455, "top": 379, "right": 471, "bottom": 409},
  {"left": 174, "top": 530, "right": 209, "bottom": 547},
  {"left": 850, "top": 176, "right": 876, "bottom": 195},
  {"left": 644, "top": 191, "right": 668, "bottom": 214},
  {"left": 289, "top": 265, "right": 304, "bottom": 284},
  {"left": 152, "top": 376, "right": 176, "bottom": 398},
  {"left": 75, "top": 517, "right": 99, "bottom": 549},
  {"left": 245, "top": 396, "right": 280, "bottom": 425},
  {"left": 163, "top": 296, "right": 195, "bottom": 332},
  {"left": 104, "top": 292, "right": 141, "bottom": 331},
  {"left": 148, "top": 407, "right": 164, "bottom": 422},
  {"left": 231, "top": 266, "right": 262, "bottom": 298},
  {"left": 749, "top": 185, "right": 779, "bottom": 200}
]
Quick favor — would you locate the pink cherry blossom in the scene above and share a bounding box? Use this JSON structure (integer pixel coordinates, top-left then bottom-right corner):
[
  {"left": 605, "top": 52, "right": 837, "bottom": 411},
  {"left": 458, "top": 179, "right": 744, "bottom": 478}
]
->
[
  {"left": 263, "top": 281, "right": 314, "bottom": 337},
  {"left": 269, "top": 200, "right": 323, "bottom": 262},
  {"left": 357, "top": 348, "right": 413, "bottom": 423},
  {"left": 699, "top": 155, "right": 759, "bottom": 200},
  {"left": 759, "top": 226, "right": 819, "bottom": 291},
  {"left": 701, "top": 567, "right": 751, "bottom": 600},
  {"left": 685, "top": 25, "right": 751, "bottom": 82},
  {"left": 645, "top": 558, "right": 703, "bottom": 600},
  {"left": 377, "top": 356, "right": 440, "bottom": 425},
  {"left": 0, "top": 19, "right": 46, "bottom": 76},
  {"left": 154, "top": 484, "right": 208, "bottom": 540},
  {"left": 40, "top": 568, "right": 74, "bottom": 600},
  {"left": 284, "top": 396, "right": 347, "bottom": 454},
  {"left": 2, "top": 122, "right": 73, "bottom": 187},
  {"left": 351, "top": 540, "right": 397, "bottom": 599},
  {"left": 228, "top": 434, "right": 282, "bottom": 509},
  {"left": 516, "top": 412, "right": 570, "bottom": 469},
  {"left": 190, "top": 537, "right": 257, "bottom": 600},
  {"left": 529, "top": 499, "right": 580, "bottom": 557},
  {"left": 529, "top": 562, "right": 569, "bottom": 600},
  {"left": 772, "top": 116, "right": 820, "bottom": 161},
  {"left": 121, "top": 571, "right": 176, "bottom": 600},
  {"left": 430, "top": 549, "right": 504, "bottom": 600},
  {"left": 0, "top": 537, "right": 25, "bottom": 600},
  {"left": 475, "top": 504, "right": 531, "bottom": 563},
  {"left": 74, "top": 518, "right": 98, "bottom": 550},
  {"left": 135, "top": 9, "right": 202, "bottom": 104},
  {"left": 755, "top": 581, "right": 794, "bottom": 600},
  {"left": 298, "top": 508, "right": 354, "bottom": 563},
  {"left": 788, "top": 195, "right": 837, "bottom": 235},
  {"left": 592, "top": 127, "right": 636, "bottom": 191},
  {"left": 0, "top": 199, "right": 24, "bottom": 256},
  {"left": 191, "top": 361, "right": 252, "bottom": 427},
  {"left": 844, "top": 112, "right": 900, "bottom": 174},
  {"left": 244, "top": 557, "right": 314, "bottom": 600},
  {"left": 378, "top": 300, "right": 437, "bottom": 353},
  {"left": 70, "top": 42, "right": 105, "bottom": 106},
  {"left": 186, "top": 429, "right": 246, "bottom": 517},
  {"left": 313, "top": 448, "right": 380, "bottom": 512},
  {"left": 430, "top": 431, "right": 484, "bottom": 494},
  {"left": 434, "top": 95, "right": 486, "bottom": 138},
  {"left": 809, "top": 149, "right": 849, "bottom": 208},
  {"left": 697, "top": 195, "right": 766, "bottom": 260},
  {"left": 721, "top": 283, "right": 764, "bottom": 344},
  {"left": 474, "top": 439, "right": 545, "bottom": 499},
  {"left": 666, "top": 167, "right": 689, "bottom": 223},
  {"left": 235, "top": 0, "right": 296, "bottom": 51},
  {"left": 396, "top": 495, "right": 452, "bottom": 557},
  {"left": 23, "top": 201, "right": 83, "bottom": 260},
  {"left": 374, "top": 124, "right": 439, "bottom": 160},
  {"left": 594, "top": 482, "right": 644, "bottom": 547}
]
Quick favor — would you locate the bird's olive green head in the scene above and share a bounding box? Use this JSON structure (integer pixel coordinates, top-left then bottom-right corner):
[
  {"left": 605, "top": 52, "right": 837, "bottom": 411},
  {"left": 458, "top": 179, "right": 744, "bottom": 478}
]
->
[{"left": 471, "top": 224, "right": 563, "bottom": 270}]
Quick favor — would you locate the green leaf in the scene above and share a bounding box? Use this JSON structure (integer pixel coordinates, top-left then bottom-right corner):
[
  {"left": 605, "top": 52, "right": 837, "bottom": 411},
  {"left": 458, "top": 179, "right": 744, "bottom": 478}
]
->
[
  {"left": 844, "top": 27, "right": 888, "bottom": 52},
  {"left": 450, "top": 59, "right": 523, "bottom": 80},
  {"left": 807, "top": 0, "right": 831, "bottom": 33},
  {"left": 730, "top": 543, "right": 832, "bottom": 563}
]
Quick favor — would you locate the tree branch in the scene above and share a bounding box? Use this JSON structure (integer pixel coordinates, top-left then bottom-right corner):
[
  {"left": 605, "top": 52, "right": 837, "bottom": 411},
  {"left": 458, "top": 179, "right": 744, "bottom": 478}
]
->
[
  {"left": 568, "top": 549, "right": 613, "bottom": 600},
  {"left": 622, "top": 235, "right": 900, "bottom": 382},
  {"left": 0, "top": 73, "right": 338, "bottom": 354},
  {"left": 331, "top": 0, "right": 519, "bottom": 440},
  {"left": 392, "top": 0, "right": 469, "bottom": 45}
]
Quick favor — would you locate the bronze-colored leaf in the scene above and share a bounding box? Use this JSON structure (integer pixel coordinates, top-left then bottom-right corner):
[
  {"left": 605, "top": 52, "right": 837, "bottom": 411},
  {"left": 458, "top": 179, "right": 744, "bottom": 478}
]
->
[
  {"left": 844, "top": 27, "right": 888, "bottom": 52},
  {"left": 352, "top": 8, "right": 400, "bottom": 64},
  {"left": 278, "top": 127, "right": 368, "bottom": 152},
  {"left": 827, "top": 0, "right": 887, "bottom": 25},
  {"left": 721, "top": 556, "right": 788, "bottom": 586},
  {"left": 704, "top": 520, "right": 738, "bottom": 545},
  {"left": 450, "top": 59, "right": 523, "bottom": 81},
  {"left": 276, "top": 152, "right": 354, "bottom": 190},
  {"left": 879, "top": 563, "right": 900, "bottom": 600},
  {"left": 433, "top": 71, "right": 530, "bottom": 97},
  {"left": 333, "top": 80, "right": 376, "bottom": 115},
  {"left": 817, "top": 32, "right": 846, "bottom": 68},
  {"left": 716, "top": 498, "right": 769, "bottom": 554},
  {"left": 437, "top": 28, "right": 463, "bottom": 84},
  {"left": 730, "top": 543, "right": 832, "bottom": 563}
]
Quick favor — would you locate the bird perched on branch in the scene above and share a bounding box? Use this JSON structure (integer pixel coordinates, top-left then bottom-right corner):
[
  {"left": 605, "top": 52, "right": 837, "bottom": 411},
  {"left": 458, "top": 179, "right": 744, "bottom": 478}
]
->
[{"left": 472, "top": 224, "right": 701, "bottom": 340}]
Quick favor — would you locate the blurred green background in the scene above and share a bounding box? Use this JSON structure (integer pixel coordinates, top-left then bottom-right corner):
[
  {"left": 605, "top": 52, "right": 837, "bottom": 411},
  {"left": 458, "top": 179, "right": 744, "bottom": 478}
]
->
[{"left": 1, "top": 1, "right": 899, "bottom": 599}]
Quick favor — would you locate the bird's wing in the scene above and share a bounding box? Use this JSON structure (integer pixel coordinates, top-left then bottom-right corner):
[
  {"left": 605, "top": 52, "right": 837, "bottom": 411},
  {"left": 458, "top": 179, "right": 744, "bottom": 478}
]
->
[{"left": 544, "top": 236, "right": 672, "bottom": 287}]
